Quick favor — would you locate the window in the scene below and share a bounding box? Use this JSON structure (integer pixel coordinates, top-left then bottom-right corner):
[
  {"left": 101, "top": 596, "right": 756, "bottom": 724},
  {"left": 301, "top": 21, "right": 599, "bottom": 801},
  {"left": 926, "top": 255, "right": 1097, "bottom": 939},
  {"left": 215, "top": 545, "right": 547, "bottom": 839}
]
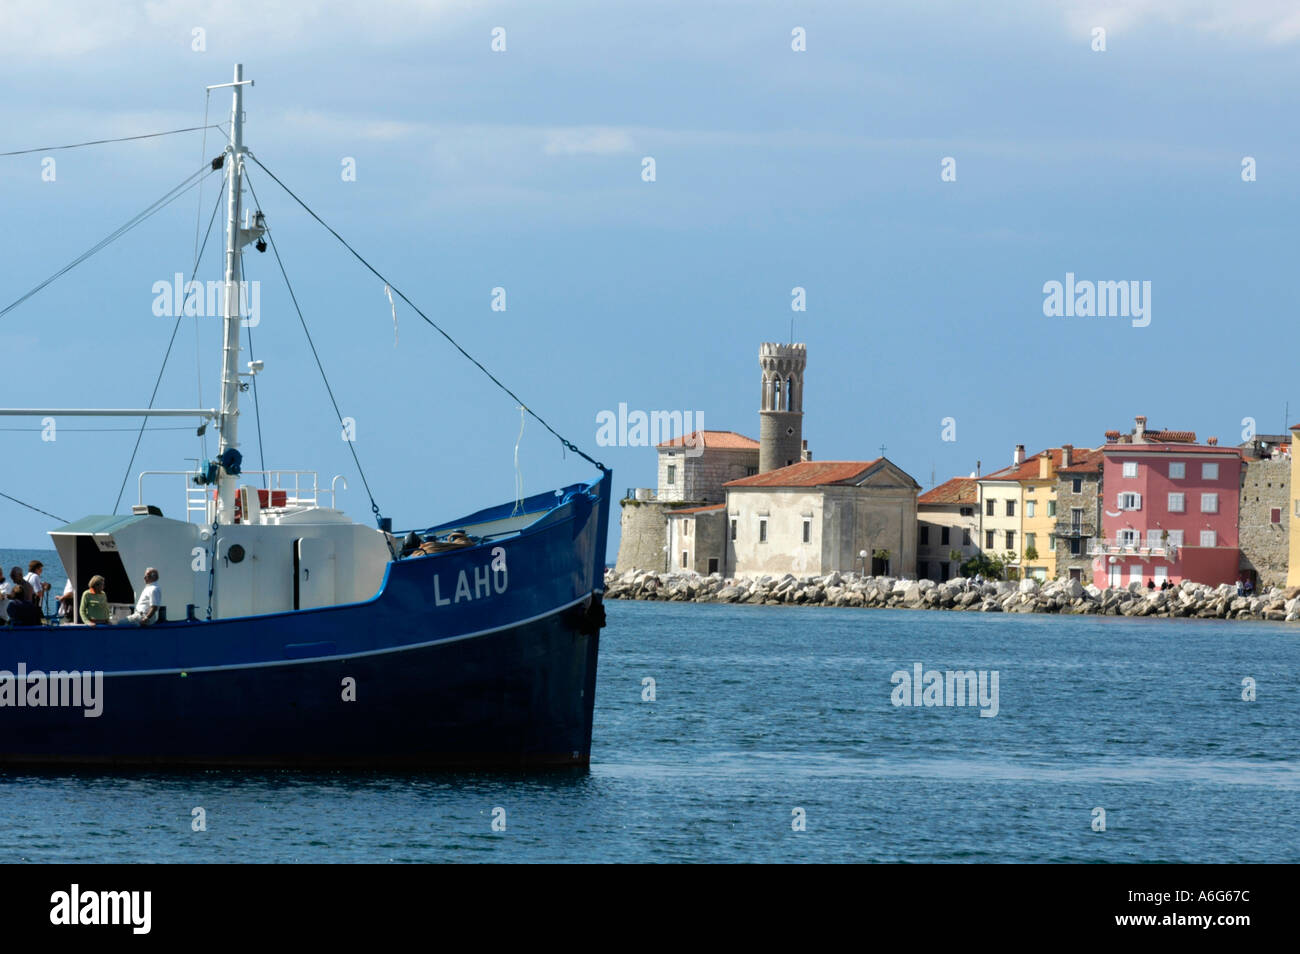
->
[
  {"left": 1129, "top": 564, "right": 1143, "bottom": 586},
  {"left": 1200, "top": 493, "right": 1218, "bottom": 514},
  {"left": 1005, "top": 531, "right": 1015, "bottom": 549},
  {"left": 962, "top": 529, "right": 972, "bottom": 546},
  {"left": 802, "top": 520, "right": 811, "bottom": 544},
  {"left": 1072, "top": 478, "right": 1082, "bottom": 493},
  {"left": 1146, "top": 529, "right": 1163, "bottom": 547},
  {"left": 1026, "top": 501, "right": 1036, "bottom": 518},
  {"left": 730, "top": 518, "right": 737, "bottom": 541},
  {"left": 940, "top": 563, "right": 950, "bottom": 582},
  {"left": 986, "top": 499, "right": 995, "bottom": 516},
  {"left": 1200, "top": 530, "right": 1217, "bottom": 547},
  {"left": 1119, "top": 529, "right": 1139, "bottom": 546},
  {"left": 1006, "top": 500, "right": 1015, "bottom": 517},
  {"left": 708, "top": 558, "right": 719, "bottom": 574},
  {"left": 1069, "top": 537, "right": 1081, "bottom": 555},
  {"left": 1271, "top": 508, "right": 1282, "bottom": 525},
  {"left": 941, "top": 527, "right": 950, "bottom": 545},
  {"left": 918, "top": 561, "right": 929, "bottom": 580},
  {"left": 1167, "top": 492, "right": 1185, "bottom": 512},
  {"left": 960, "top": 507, "right": 973, "bottom": 517},
  {"left": 745, "top": 466, "right": 758, "bottom": 477},
  {"left": 681, "top": 551, "right": 688, "bottom": 568},
  {"left": 759, "top": 519, "right": 767, "bottom": 543},
  {"left": 1048, "top": 500, "right": 1056, "bottom": 517},
  {"left": 1202, "top": 462, "right": 1219, "bottom": 480},
  {"left": 1166, "top": 530, "right": 1184, "bottom": 548},
  {"left": 1070, "top": 507, "right": 1083, "bottom": 529},
  {"left": 1119, "top": 492, "right": 1142, "bottom": 511},
  {"left": 684, "top": 521, "right": 691, "bottom": 537},
  {"left": 1026, "top": 532, "right": 1036, "bottom": 550},
  {"left": 1048, "top": 536, "right": 1056, "bottom": 551},
  {"left": 667, "top": 465, "right": 676, "bottom": 485},
  {"left": 1169, "top": 462, "right": 1185, "bottom": 479},
  {"left": 920, "top": 526, "right": 929, "bottom": 545},
  {"left": 986, "top": 530, "right": 995, "bottom": 549},
  {"left": 1122, "top": 461, "right": 1137, "bottom": 478}
]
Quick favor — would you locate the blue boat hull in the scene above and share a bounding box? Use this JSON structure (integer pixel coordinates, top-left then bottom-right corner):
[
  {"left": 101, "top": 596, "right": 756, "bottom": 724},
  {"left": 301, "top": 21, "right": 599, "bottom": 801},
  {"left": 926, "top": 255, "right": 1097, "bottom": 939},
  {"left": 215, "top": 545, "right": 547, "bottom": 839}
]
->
[{"left": 0, "top": 471, "right": 612, "bottom": 768}]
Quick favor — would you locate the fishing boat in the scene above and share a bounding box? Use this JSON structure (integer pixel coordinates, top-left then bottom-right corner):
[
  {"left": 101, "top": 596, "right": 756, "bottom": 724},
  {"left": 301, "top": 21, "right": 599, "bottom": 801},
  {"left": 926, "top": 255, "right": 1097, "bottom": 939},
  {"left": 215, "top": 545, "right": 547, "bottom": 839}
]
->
[{"left": 0, "top": 65, "right": 611, "bottom": 768}]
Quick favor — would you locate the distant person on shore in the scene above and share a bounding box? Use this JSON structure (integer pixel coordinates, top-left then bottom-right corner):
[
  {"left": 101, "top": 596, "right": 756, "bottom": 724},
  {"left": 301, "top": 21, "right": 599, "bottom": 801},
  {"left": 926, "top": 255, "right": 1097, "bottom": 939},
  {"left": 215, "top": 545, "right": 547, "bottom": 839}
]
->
[
  {"left": 1147, "top": 578, "right": 1155, "bottom": 590},
  {"left": 80, "top": 576, "right": 110, "bottom": 626},
  {"left": 121, "top": 567, "right": 162, "bottom": 626},
  {"left": 1244, "top": 578, "right": 1255, "bottom": 596}
]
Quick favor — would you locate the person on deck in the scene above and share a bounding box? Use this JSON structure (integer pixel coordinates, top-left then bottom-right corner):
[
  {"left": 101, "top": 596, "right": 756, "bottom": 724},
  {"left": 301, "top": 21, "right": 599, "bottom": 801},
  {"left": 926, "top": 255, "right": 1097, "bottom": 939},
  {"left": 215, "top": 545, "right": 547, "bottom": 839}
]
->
[
  {"left": 25, "top": 561, "right": 51, "bottom": 607},
  {"left": 4, "top": 567, "right": 32, "bottom": 601},
  {"left": 121, "top": 567, "right": 162, "bottom": 626},
  {"left": 57, "top": 579, "right": 74, "bottom": 620},
  {"left": 80, "top": 576, "right": 110, "bottom": 626}
]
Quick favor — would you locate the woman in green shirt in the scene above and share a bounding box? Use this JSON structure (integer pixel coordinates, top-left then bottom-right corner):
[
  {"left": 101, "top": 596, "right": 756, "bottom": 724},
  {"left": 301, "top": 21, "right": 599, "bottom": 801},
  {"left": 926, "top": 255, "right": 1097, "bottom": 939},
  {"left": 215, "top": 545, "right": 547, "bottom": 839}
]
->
[{"left": 80, "top": 576, "right": 110, "bottom": 626}]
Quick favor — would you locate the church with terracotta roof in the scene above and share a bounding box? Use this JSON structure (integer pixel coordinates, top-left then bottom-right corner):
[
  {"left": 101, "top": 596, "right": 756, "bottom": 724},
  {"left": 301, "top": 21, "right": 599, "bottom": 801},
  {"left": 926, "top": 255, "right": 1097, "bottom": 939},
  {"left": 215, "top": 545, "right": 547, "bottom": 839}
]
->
[{"left": 616, "top": 342, "right": 921, "bottom": 577}]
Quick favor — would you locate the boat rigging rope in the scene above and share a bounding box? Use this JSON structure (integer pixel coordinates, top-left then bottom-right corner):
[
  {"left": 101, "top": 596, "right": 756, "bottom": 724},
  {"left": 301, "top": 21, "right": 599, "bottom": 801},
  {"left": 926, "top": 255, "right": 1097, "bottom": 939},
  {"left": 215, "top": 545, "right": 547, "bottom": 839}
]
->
[
  {"left": 245, "top": 153, "right": 609, "bottom": 476},
  {"left": 238, "top": 247, "right": 269, "bottom": 486},
  {"left": 0, "top": 491, "right": 66, "bottom": 524},
  {"left": 243, "top": 171, "right": 387, "bottom": 527},
  {"left": 0, "top": 125, "right": 221, "bottom": 157},
  {"left": 112, "top": 168, "right": 229, "bottom": 513},
  {"left": 0, "top": 160, "right": 220, "bottom": 323}
]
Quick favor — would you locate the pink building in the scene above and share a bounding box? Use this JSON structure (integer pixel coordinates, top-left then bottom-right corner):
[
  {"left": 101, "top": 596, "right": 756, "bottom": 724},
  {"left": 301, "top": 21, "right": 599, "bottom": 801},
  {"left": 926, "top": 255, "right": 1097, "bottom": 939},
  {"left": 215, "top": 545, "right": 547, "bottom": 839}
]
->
[{"left": 1091, "top": 417, "right": 1243, "bottom": 588}]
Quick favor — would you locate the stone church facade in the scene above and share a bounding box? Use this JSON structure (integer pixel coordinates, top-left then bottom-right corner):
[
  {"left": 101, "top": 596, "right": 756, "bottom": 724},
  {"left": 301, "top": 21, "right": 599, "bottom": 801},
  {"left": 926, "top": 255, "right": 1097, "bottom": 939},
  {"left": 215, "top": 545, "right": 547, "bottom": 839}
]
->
[{"left": 615, "top": 342, "right": 920, "bottom": 577}]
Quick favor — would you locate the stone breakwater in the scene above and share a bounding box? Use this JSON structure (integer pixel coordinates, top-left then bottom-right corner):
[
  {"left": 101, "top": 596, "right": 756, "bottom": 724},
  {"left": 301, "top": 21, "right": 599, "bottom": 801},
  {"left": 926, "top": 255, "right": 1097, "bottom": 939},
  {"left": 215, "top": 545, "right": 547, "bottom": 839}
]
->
[{"left": 603, "top": 569, "right": 1300, "bottom": 622}]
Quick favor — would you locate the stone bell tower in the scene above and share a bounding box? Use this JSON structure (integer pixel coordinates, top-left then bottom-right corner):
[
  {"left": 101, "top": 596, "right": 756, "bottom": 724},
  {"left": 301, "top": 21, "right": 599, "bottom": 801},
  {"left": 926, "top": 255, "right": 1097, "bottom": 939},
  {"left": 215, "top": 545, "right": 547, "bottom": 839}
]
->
[{"left": 759, "top": 342, "right": 806, "bottom": 473}]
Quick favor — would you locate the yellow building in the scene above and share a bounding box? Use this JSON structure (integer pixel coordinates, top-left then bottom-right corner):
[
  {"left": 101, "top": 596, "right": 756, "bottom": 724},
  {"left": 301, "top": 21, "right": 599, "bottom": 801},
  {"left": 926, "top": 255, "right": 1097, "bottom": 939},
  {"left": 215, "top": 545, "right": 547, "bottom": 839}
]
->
[
  {"left": 1020, "top": 451, "right": 1060, "bottom": 580},
  {"left": 980, "top": 446, "right": 1068, "bottom": 581}
]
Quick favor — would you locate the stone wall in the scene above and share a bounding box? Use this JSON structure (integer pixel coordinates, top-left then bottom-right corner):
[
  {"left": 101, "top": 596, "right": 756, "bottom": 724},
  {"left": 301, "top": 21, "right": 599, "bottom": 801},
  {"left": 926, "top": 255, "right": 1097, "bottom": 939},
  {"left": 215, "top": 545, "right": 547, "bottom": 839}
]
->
[
  {"left": 614, "top": 500, "right": 673, "bottom": 573},
  {"left": 1054, "top": 473, "right": 1102, "bottom": 580},
  {"left": 1238, "top": 456, "right": 1289, "bottom": 586}
]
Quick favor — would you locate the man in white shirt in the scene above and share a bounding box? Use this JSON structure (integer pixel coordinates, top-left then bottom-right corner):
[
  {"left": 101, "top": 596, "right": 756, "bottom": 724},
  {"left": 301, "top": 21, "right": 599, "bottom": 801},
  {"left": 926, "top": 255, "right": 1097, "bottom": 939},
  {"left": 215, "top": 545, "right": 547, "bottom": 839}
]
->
[
  {"left": 125, "top": 567, "right": 163, "bottom": 626},
  {"left": 25, "top": 560, "right": 50, "bottom": 606}
]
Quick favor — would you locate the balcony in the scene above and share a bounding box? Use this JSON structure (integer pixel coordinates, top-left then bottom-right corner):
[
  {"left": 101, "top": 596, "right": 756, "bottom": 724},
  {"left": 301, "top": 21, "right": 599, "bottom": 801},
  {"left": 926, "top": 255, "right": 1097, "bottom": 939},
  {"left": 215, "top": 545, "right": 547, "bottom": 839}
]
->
[
  {"left": 1088, "top": 538, "right": 1178, "bottom": 560},
  {"left": 1055, "top": 523, "right": 1092, "bottom": 538}
]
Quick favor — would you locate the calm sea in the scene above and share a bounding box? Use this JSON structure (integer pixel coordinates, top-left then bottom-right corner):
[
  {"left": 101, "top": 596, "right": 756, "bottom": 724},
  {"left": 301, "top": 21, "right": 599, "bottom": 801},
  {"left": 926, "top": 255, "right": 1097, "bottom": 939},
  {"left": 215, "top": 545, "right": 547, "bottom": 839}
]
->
[{"left": 0, "top": 553, "right": 1296, "bottom": 862}]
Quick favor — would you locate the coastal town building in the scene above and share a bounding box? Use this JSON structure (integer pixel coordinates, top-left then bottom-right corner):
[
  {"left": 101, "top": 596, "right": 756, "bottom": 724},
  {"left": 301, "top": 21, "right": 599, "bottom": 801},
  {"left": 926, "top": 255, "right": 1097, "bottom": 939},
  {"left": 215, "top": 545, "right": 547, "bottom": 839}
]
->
[
  {"left": 1237, "top": 434, "right": 1290, "bottom": 587},
  {"left": 1052, "top": 444, "right": 1105, "bottom": 582},
  {"left": 1092, "top": 417, "right": 1242, "bottom": 588},
  {"left": 723, "top": 459, "right": 920, "bottom": 578},
  {"left": 976, "top": 446, "right": 1027, "bottom": 579},
  {"left": 656, "top": 430, "right": 759, "bottom": 504},
  {"left": 1290, "top": 425, "right": 1300, "bottom": 587},
  {"left": 916, "top": 477, "right": 979, "bottom": 581}
]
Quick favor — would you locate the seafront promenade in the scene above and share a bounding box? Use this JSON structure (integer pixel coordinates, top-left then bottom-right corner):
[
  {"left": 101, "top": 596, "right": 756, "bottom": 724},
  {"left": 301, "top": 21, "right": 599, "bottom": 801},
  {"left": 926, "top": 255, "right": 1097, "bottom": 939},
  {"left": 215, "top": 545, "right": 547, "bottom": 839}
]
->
[{"left": 604, "top": 568, "right": 1300, "bottom": 621}]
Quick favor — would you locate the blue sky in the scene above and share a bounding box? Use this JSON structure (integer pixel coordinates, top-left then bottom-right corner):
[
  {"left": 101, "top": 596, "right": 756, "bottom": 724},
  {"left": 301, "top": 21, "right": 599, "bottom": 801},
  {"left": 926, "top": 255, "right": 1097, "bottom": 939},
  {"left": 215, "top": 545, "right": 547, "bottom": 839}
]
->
[{"left": 2, "top": 0, "right": 1299, "bottom": 562}]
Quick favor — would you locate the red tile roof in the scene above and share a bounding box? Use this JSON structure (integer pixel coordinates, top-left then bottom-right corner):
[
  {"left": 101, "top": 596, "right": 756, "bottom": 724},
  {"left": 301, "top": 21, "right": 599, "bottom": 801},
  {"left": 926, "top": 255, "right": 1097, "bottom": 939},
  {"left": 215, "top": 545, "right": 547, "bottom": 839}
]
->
[
  {"left": 1058, "top": 447, "right": 1105, "bottom": 474},
  {"left": 983, "top": 446, "right": 1105, "bottom": 481},
  {"left": 724, "top": 459, "right": 885, "bottom": 488},
  {"left": 657, "top": 430, "right": 759, "bottom": 450},
  {"left": 918, "top": 476, "right": 977, "bottom": 505},
  {"left": 666, "top": 504, "right": 726, "bottom": 516}
]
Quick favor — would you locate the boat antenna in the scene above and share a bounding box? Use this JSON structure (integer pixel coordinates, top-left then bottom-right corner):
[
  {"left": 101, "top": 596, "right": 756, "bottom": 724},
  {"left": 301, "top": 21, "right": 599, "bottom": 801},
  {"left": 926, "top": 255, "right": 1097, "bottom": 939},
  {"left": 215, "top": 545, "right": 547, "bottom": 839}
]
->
[{"left": 210, "top": 64, "right": 265, "bottom": 525}]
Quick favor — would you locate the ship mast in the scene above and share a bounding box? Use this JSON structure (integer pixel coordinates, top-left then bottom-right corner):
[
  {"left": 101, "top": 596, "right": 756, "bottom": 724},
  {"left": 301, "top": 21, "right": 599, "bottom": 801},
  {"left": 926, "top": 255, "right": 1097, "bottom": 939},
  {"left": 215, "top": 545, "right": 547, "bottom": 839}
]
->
[{"left": 211, "top": 63, "right": 262, "bottom": 524}]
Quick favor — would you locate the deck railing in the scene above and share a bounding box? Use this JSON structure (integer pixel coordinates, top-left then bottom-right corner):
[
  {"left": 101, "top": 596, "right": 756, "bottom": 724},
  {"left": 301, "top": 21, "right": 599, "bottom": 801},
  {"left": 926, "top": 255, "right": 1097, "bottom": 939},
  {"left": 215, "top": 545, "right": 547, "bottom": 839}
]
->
[{"left": 137, "top": 470, "right": 347, "bottom": 523}]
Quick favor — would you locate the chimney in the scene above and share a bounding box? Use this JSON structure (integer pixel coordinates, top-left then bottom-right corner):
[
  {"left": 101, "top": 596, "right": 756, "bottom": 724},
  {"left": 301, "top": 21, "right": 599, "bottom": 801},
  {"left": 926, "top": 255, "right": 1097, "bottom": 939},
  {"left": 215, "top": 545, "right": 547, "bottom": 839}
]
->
[
  {"left": 801, "top": 439, "right": 811, "bottom": 462},
  {"left": 976, "top": 459, "right": 981, "bottom": 477},
  {"left": 1038, "top": 452, "right": 1051, "bottom": 480},
  {"left": 1061, "top": 443, "right": 1073, "bottom": 468},
  {"left": 1207, "top": 436, "right": 1218, "bottom": 446},
  {"left": 1134, "top": 415, "right": 1147, "bottom": 443},
  {"left": 1013, "top": 444, "right": 1025, "bottom": 465}
]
